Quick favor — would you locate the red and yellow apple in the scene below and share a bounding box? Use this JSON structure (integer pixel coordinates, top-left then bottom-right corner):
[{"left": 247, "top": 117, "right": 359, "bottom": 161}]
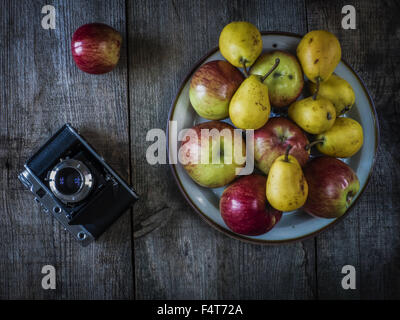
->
[
  {"left": 71, "top": 23, "right": 122, "bottom": 74},
  {"left": 189, "top": 60, "right": 244, "bottom": 120},
  {"left": 254, "top": 117, "right": 310, "bottom": 174},
  {"left": 303, "top": 156, "right": 360, "bottom": 218},
  {"left": 180, "top": 121, "right": 245, "bottom": 188},
  {"left": 220, "top": 174, "right": 282, "bottom": 236}
]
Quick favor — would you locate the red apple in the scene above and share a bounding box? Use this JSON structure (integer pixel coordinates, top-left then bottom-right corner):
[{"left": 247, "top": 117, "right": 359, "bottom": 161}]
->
[
  {"left": 180, "top": 121, "right": 246, "bottom": 188},
  {"left": 254, "top": 117, "right": 310, "bottom": 174},
  {"left": 220, "top": 174, "right": 282, "bottom": 236},
  {"left": 189, "top": 60, "right": 244, "bottom": 120},
  {"left": 71, "top": 23, "right": 122, "bottom": 74},
  {"left": 303, "top": 157, "right": 360, "bottom": 218}
]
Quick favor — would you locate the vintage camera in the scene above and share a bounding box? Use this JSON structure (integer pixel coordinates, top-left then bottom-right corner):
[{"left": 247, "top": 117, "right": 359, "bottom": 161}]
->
[{"left": 18, "top": 124, "right": 138, "bottom": 246}]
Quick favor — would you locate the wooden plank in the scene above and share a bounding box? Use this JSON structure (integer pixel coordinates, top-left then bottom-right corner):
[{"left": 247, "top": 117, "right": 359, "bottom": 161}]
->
[
  {"left": 0, "top": 0, "right": 133, "bottom": 299},
  {"left": 306, "top": 0, "right": 400, "bottom": 299},
  {"left": 129, "top": 0, "right": 317, "bottom": 299}
]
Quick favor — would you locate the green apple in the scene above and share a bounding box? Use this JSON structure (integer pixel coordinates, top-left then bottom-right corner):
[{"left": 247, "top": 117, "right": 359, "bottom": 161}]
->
[
  {"left": 180, "top": 121, "right": 245, "bottom": 188},
  {"left": 250, "top": 50, "right": 304, "bottom": 107}
]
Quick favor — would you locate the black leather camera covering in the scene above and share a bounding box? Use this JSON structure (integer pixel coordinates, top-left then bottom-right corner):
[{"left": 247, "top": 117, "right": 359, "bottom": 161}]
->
[{"left": 24, "top": 124, "right": 138, "bottom": 241}]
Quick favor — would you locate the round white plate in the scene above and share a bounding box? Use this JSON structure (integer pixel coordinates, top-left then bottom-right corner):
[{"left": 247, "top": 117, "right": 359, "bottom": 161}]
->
[{"left": 167, "top": 32, "right": 379, "bottom": 244}]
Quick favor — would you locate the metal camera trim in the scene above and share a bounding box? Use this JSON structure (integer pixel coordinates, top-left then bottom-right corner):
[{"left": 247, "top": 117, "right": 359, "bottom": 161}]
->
[{"left": 48, "top": 159, "right": 93, "bottom": 204}]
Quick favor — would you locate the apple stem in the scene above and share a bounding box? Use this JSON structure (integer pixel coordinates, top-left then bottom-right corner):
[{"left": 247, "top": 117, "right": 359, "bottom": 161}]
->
[
  {"left": 346, "top": 191, "right": 354, "bottom": 204},
  {"left": 305, "top": 139, "right": 324, "bottom": 151},
  {"left": 284, "top": 144, "right": 292, "bottom": 162},
  {"left": 261, "top": 58, "right": 280, "bottom": 83},
  {"left": 241, "top": 59, "right": 249, "bottom": 77},
  {"left": 312, "top": 77, "right": 321, "bottom": 100}
]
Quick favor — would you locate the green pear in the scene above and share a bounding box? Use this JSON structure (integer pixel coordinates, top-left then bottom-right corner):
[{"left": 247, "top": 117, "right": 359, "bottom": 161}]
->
[
  {"left": 297, "top": 30, "right": 341, "bottom": 84},
  {"left": 219, "top": 21, "right": 262, "bottom": 69},
  {"left": 288, "top": 96, "right": 336, "bottom": 134},
  {"left": 308, "top": 117, "right": 364, "bottom": 158},
  {"left": 229, "top": 59, "right": 280, "bottom": 130},
  {"left": 266, "top": 146, "right": 308, "bottom": 212},
  {"left": 309, "top": 74, "right": 355, "bottom": 115}
]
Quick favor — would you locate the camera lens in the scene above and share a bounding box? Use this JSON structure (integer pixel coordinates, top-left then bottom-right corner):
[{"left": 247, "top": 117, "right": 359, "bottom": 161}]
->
[
  {"left": 48, "top": 159, "right": 93, "bottom": 204},
  {"left": 54, "top": 167, "right": 83, "bottom": 195}
]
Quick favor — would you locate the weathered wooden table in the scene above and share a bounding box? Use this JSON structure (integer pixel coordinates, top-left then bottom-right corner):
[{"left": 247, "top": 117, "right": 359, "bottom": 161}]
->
[{"left": 0, "top": 0, "right": 399, "bottom": 299}]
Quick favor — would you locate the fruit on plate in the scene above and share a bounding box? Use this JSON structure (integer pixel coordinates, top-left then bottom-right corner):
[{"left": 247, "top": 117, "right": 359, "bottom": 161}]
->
[
  {"left": 308, "top": 117, "right": 364, "bottom": 157},
  {"left": 179, "top": 121, "right": 245, "bottom": 188},
  {"left": 250, "top": 50, "right": 304, "bottom": 107},
  {"left": 229, "top": 59, "right": 280, "bottom": 129},
  {"left": 189, "top": 60, "right": 244, "bottom": 120},
  {"left": 71, "top": 23, "right": 122, "bottom": 74},
  {"left": 309, "top": 74, "right": 355, "bottom": 116},
  {"left": 297, "top": 30, "right": 341, "bottom": 86},
  {"left": 254, "top": 117, "right": 310, "bottom": 175},
  {"left": 288, "top": 96, "right": 336, "bottom": 134},
  {"left": 219, "top": 21, "right": 262, "bottom": 69},
  {"left": 303, "top": 157, "right": 360, "bottom": 218},
  {"left": 266, "top": 146, "right": 308, "bottom": 211},
  {"left": 220, "top": 174, "right": 282, "bottom": 236}
]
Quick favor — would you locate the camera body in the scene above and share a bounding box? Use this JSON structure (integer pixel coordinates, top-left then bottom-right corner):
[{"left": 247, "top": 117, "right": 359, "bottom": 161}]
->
[{"left": 18, "top": 124, "right": 138, "bottom": 246}]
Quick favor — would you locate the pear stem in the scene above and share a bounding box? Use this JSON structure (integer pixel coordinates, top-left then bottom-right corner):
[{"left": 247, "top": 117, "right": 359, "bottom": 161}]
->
[
  {"left": 312, "top": 77, "right": 321, "bottom": 100},
  {"left": 305, "top": 139, "right": 324, "bottom": 151},
  {"left": 241, "top": 59, "right": 249, "bottom": 77},
  {"left": 338, "top": 105, "right": 351, "bottom": 116},
  {"left": 261, "top": 58, "right": 280, "bottom": 83},
  {"left": 284, "top": 144, "right": 292, "bottom": 162}
]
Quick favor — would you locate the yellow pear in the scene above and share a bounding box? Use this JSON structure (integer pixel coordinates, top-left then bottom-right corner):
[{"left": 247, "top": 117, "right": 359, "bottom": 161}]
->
[
  {"left": 288, "top": 96, "right": 336, "bottom": 134},
  {"left": 309, "top": 74, "right": 355, "bottom": 115},
  {"left": 266, "top": 147, "right": 308, "bottom": 212},
  {"left": 229, "top": 59, "right": 280, "bottom": 130},
  {"left": 297, "top": 30, "right": 341, "bottom": 84},
  {"left": 311, "top": 117, "right": 364, "bottom": 157},
  {"left": 219, "top": 21, "right": 262, "bottom": 68}
]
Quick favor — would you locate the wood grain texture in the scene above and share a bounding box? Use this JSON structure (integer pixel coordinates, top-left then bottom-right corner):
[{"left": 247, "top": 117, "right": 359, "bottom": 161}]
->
[
  {"left": 129, "top": 0, "right": 317, "bottom": 300},
  {"left": 306, "top": 0, "right": 400, "bottom": 299},
  {"left": 1, "top": 0, "right": 399, "bottom": 300},
  {"left": 0, "top": 0, "right": 133, "bottom": 299}
]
